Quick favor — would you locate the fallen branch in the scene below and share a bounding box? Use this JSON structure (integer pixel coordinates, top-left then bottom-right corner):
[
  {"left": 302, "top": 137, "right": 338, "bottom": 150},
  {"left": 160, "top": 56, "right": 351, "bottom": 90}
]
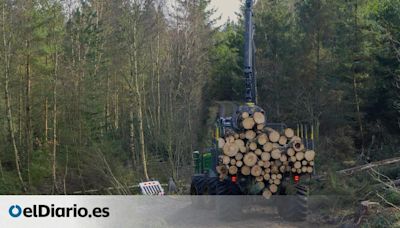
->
[
  {"left": 337, "top": 157, "right": 400, "bottom": 175},
  {"left": 376, "top": 192, "right": 400, "bottom": 212}
]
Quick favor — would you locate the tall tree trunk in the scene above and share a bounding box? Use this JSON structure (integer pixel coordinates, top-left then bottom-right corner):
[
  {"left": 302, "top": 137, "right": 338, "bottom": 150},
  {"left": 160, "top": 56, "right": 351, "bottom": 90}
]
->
[
  {"left": 156, "top": 15, "right": 161, "bottom": 134},
  {"left": 25, "top": 39, "right": 32, "bottom": 186},
  {"left": 63, "top": 146, "right": 69, "bottom": 195},
  {"left": 114, "top": 75, "right": 119, "bottom": 130},
  {"left": 352, "top": 0, "right": 365, "bottom": 156},
  {"left": 44, "top": 97, "right": 48, "bottom": 146},
  {"left": 18, "top": 71, "right": 22, "bottom": 147},
  {"left": 133, "top": 23, "right": 149, "bottom": 180},
  {"left": 129, "top": 107, "right": 136, "bottom": 170},
  {"left": 2, "top": 3, "right": 26, "bottom": 192},
  {"left": 105, "top": 74, "right": 110, "bottom": 133},
  {"left": 52, "top": 49, "right": 59, "bottom": 193}
]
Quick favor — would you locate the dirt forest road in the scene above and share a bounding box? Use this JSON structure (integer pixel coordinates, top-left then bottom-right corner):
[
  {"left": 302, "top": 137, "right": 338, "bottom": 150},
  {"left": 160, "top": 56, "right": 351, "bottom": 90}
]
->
[
  {"left": 125, "top": 196, "right": 336, "bottom": 228},
  {"left": 166, "top": 206, "right": 328, "bottom": 228}
]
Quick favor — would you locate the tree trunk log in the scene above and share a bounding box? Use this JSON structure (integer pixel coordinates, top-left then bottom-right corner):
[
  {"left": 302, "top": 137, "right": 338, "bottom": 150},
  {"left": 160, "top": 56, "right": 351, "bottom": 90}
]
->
[
  {"left": 243, "top": 152, "right": 258, "bottom": 167},
  {"left": 261, "top": 152, "right": 271, "bottom": 161},
  {"left": 296, "top": 151, "right": 305, "bottom": 161},
  {"left": 223, "top": 142, "right": 239, "bottom": 157},
  {"left": 305, "top": 150, "right": 316, "bottom": 161},
  {"left": 253, "top": 112, "right": 265, "bottom": 124},
  {"left": 241, "top": 166, "right": 251, "bottom": 176},
  {"left": 245, "top": 130, "right": 256, "bottom": 140},
  {"left": 255, "top": 149, "right": 263, "bottom": 156},
  {"left": 265, "top": 128, "right": 280, "bottom": 143},
  {"left": 242, "top": 117, "right": 255, "bottom": 130},
  {"left": 278, "top": 136, "right": 287, "bottom": 145},
  {"left": 229, "top": 166, "right": 238, "bottom": 175},
  {"left": 263, "top": 142, "right": 273, "bottom": 152},
  {"left": 235, "top": 153, "right": 243, "bottom": 161},
  {"left": 269, "top": 184, "right": 278, "bottom": 193},
  {"left": 249, "top": 141, "right": 258, "bottom": 151},
  {"left": 222, "top": 155, "right": 230, "bottom": 165},
  {"left": 284, "top": 128, "right": 295, "bottom": 138},
  {"left": 271, "top": 149, "right": 281, "bottom": 160},
  {"left": 257, "top": 133, "right": 268, "bottom": 145},
  {"left": 263, "top": 189, "right": 272, "bottom": 199},
  {"left": 251, "top": 165, "right": 262, "bottom": 176}
]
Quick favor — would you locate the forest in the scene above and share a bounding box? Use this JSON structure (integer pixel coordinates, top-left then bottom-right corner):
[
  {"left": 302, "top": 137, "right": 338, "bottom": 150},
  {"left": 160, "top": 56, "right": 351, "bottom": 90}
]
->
[{"left": 0, "top": 0, "right": 399, "bottom": 219}]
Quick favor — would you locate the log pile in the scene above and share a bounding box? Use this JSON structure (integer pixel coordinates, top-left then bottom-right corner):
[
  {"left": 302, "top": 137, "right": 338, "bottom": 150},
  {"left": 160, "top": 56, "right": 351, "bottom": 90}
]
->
[{"left": 216, "top": 111, "right": 315, "bottom": 199}]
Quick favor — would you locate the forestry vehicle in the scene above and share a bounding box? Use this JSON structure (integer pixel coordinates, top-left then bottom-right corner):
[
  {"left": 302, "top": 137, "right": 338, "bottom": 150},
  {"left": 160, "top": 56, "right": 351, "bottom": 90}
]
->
[{"left": 190, "top": 0, "right": 315, "bottom": 221}]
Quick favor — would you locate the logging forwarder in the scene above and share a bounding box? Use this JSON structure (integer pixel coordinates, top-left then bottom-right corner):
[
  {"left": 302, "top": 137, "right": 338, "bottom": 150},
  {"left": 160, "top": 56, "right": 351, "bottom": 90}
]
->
[{"left": 190, "top": 0, "right": 315, "bottom": 221}]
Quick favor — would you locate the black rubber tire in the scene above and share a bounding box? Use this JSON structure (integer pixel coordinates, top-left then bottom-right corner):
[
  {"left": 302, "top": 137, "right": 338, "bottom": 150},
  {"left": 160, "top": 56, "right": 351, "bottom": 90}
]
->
[
  {"left": 277, "top": 184, "right": 308, "bottom": 222},
  {"left": 202, "top": 177, "right": 218, "bottom": 209},
  {"left": 190, "top": 183, "right": 204, "bottom": 209},
  {"left": 190, "top": 176, "right": 207, "bottom": 209},
  {"left": 191, "top": 177, "right": 218, "bottom": 209},
  {"left": 215, "top": 179, "right": 243, "bottom": 220}
]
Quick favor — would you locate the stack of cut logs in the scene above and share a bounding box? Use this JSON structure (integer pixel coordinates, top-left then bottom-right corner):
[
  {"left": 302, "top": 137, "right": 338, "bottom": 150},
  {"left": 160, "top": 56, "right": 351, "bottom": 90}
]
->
[{"left": 216, "top": 111, "right": 315, "bottom": 199}]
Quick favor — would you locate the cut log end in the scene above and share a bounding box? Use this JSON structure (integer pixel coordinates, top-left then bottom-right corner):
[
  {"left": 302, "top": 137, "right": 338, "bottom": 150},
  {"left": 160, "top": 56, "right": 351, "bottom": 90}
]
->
[
  {"left": 235, "top": 153, "right": 243, "bottom": 161},
  {"left": 251, "top": 165, "right": 262, "bottom": 177},
  {"left": 241, "top": 166, "right": 251, "bottom": 176},
  {"left": 249, "top": 142, "right": 258, "bottom": 151},
  {"left": 257, "top": 133, "right": 269, "bottom": 145},
  {"left": 269, "top": 184, "right": 278, "bottom": 193},
  {"left": 241, "top": 112, "right": 250, "bottom": 119},
  {"left": 278, "top": 136, "right": 288, "bottom": 145},
  {"left": 243, "top": 152, "right": 258, "bottom": 167},
  {"left": 253, "top": 112, "right": 266, "bottom": 124},
  {"left": 287, "top": 148, "right": 295, "bottom": 157},
  {"left": 284, "top": 128, "right": 295, "bottom": 138},
  {"left": 263, "top": 142, "right": 273, "bottom": 152},
  {"left": 296, "top": 151, "right": 305, "bottom": 161},
  {"left": 229, "top": 166, "right": 238, "bottom": 175},
  {"left": 242, "top": 117, "right": 256, "bottom": 130},
  {"left": 245, "top": 130, "right": 257, "bottom": 140},
  {"left": 262, "top": 190, "right": 272, "bottom": 199},
  {"left": 261, "top": 152, "right": 271, "bottom": 161},
  {"left": 305, "top": 150, "right": 316, "bottom": 161},
  {"left": 223, "top": 142, "right": 239, "bottom": 157},
  {"left": 255, "top": 149, "right": 263, "bottom": 156},
  {"left": 271, "top": 149, "right": 281, "bottom": 160},
  {"left": 268, "top": 130, "right": 280, "bottom": 143},
  {"left": 222, "top": 155, "right": 230, "bottom": 165}
]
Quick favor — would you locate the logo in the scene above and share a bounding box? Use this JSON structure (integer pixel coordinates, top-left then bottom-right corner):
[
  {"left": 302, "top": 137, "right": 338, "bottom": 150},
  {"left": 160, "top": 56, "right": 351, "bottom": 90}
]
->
[
  {"left": 9, "top": 205, "right": 22, "bottom": 218},
  {"left": 7, "top": 204, "right": 109, "bottom": 218}
]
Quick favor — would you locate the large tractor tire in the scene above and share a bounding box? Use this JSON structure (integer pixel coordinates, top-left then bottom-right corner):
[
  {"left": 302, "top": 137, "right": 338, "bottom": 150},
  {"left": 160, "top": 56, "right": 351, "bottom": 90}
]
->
[
  {"left": 190, "top": 176, "right": 206, "bottom": 209},
  {"left": 215, "top": 179, "right": 243, "bottom": 220},
  {"left": 190, "top": 176, "right": 218, "bottom": 209},
  {"left": 277, "top": 184, "right": 308, "bottom": 222}
]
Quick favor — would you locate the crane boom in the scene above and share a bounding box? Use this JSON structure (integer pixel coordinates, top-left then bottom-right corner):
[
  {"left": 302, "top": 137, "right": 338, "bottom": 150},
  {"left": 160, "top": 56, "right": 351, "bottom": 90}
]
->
[{"left": 244, "top": 0, "right": 257, "bottom": 105}]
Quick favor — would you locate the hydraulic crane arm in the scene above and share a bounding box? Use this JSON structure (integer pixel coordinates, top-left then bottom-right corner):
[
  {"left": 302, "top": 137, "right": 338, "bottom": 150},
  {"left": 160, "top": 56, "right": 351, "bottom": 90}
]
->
[{"left": 244, "top": 0, "right": 257, "bottom": 105}]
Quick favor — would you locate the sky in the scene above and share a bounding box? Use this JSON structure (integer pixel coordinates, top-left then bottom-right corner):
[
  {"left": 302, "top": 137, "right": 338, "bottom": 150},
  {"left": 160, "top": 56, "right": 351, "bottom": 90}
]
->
[{"left": 210, "top": 0, "right": 242, "bottom": 26}]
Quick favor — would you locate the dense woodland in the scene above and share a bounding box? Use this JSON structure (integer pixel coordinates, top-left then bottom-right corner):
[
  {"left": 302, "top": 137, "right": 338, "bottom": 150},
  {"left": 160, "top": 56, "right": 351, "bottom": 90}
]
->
[{"left": 0, "top": 0, "right": 399, "bottom": 211}]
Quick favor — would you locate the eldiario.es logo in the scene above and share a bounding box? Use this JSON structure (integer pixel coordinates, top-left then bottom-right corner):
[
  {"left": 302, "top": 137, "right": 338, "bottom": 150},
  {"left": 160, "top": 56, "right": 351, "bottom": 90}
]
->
[{"left": 8, "top": 204, "right": 109, "bottom": 218}]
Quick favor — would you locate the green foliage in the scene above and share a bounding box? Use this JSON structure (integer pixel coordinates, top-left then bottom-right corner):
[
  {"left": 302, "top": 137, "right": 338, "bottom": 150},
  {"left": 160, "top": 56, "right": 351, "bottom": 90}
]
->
[
  {"left": 364, "top": 210, "right": 400, "bottom": 228},
  {"left": 30, "top": 149, "right": 52, "bottom": 189},
  {"left": 382, "top": 188, "right": 400, "bottom": 206},
  {"left": 208, "top": 23, "right": 243, "bottom": 101},
  {"left": 0, "top": 173, "right": 24, "bottom": 195}
]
